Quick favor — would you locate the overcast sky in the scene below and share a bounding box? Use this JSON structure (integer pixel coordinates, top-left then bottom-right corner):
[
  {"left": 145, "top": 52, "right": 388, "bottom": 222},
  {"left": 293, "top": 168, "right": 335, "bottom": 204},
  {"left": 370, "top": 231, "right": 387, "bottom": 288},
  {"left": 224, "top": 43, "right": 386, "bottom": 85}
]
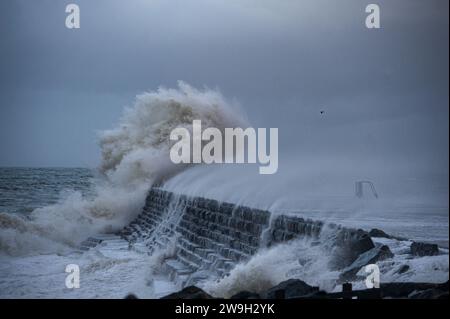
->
[{"left": 0, "top": 0, "right": 448, "bottom": 176}]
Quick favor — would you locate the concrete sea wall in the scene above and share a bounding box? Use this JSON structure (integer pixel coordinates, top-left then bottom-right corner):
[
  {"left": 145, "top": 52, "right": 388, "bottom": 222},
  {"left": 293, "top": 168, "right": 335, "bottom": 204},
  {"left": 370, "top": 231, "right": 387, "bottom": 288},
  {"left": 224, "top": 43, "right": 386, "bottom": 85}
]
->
[{"left": 118, "top": 188, "right": 375, "bottom": 287}]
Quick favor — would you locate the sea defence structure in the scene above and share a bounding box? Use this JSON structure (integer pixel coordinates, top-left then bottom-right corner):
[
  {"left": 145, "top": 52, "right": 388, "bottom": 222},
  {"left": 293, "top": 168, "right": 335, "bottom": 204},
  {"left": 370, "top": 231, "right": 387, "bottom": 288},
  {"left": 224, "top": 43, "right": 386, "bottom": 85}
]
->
[{"left": 112, "top": 188, "right": 376, "bottom": 288}]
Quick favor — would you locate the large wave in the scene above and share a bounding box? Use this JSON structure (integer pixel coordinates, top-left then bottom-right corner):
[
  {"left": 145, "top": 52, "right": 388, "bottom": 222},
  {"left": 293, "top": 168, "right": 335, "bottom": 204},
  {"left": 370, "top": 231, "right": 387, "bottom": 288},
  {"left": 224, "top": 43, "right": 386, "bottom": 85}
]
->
[
  {"left": 0, "top": 81, "right": 245, "bottom": 256},
  {"left": 98, "top": 81, "right": 246, "bottom": 185}
]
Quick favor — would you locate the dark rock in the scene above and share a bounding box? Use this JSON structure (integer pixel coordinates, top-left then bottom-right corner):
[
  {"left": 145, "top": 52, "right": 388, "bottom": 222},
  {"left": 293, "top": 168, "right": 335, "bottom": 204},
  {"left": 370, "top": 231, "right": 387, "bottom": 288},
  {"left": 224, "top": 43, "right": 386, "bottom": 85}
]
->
[
  {"left": 161, "top": 286, "right": 213, "bottom": 299},
  {"left": 339, "top": 244, "right": 394, "bottom": 282},
  {"left": 124, "top": 293, "right": 139, "bottom": 299},
  {"left": 397, "top": 264, "right": 410, "bottom": 274},
  {"left": 230, "top": 291, "right": 261, "bottom": 299},
  {"left": 331, "top": 229, "right": 375, "bottom": 269},
  {"left": 408, "top": 288, "right": 448, "bottom": 299},
  {"left": 410, "top": 242, "right": 439, "bottom": 257},
  {"left": 380, "top": 282, "right": 447, "bottom": 298},
  {"left": 368, "top": 229, "right": 406, "bottom": 241},
  {"left": 369, "top": 228, "right": 392, "bottom": 239},
  {"left": 264, "top": 279, "right": 319, "bottom": 299}
]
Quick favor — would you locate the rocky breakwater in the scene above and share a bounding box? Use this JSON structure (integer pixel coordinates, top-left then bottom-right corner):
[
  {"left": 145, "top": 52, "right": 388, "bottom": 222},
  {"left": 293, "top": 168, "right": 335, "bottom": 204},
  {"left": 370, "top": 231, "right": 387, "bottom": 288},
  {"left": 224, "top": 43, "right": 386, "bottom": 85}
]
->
[{"left": 161, "top": 279, "right": 449, "bottom": 299}]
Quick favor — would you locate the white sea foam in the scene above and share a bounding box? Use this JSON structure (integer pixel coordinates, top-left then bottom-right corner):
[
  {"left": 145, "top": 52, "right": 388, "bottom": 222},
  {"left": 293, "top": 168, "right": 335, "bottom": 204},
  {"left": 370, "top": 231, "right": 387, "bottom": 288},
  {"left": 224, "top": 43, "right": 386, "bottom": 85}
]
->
[
  {"left": 202, "top": 236, "right": 449, "bottom": 298},
  {"left": 202, "top": 237, "right": 339, "bottom": 298},
  {"left": 0, "top": 82, "right": 245, "bottom": 256}
]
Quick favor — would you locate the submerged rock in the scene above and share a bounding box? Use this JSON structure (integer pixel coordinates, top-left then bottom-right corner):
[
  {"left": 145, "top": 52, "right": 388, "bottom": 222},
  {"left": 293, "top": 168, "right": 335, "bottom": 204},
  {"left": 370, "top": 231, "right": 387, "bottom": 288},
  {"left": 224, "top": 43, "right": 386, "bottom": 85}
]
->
[
  {"left": 410, "top": 242, "right": 439, "bottom": 257},
  {"left": 264, "top": 279, "right": 319, "bottom": 299},
  {"left": 396, "top": 264, "right": 410, "bottom": 274},
  {"left": 161, "top": 286, "right": 213, "bottom": 299}
]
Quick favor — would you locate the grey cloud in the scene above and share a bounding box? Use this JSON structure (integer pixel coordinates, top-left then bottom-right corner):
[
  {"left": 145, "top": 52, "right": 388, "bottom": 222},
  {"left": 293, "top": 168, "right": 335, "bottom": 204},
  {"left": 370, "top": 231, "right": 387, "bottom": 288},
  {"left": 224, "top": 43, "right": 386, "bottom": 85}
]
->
[{"left": 0, "top": 0, "right": 448, "bottom": 174}]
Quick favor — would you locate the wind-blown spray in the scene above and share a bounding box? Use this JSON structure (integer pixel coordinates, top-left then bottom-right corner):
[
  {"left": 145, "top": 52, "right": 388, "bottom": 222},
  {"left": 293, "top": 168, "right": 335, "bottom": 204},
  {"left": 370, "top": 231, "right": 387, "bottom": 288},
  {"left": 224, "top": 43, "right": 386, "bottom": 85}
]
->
[{"left": 0, "top": 82, "right": 245, "bottom": 256}]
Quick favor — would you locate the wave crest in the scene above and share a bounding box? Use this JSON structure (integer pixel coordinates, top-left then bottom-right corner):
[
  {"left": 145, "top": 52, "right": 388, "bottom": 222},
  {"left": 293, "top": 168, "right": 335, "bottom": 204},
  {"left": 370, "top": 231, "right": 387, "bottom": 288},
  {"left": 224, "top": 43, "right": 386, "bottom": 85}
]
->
[{"left": 1, "top": 82, "right": 244, "bottom": 256}]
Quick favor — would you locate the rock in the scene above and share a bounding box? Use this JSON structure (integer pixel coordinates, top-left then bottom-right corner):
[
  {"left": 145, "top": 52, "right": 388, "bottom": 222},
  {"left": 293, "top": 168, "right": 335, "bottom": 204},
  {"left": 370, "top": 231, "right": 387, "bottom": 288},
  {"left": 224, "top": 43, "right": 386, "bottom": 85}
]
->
[
  {"left": 408, "top": 288, "right": 449, "bottom": 299},
  {"left": 124, "top": 293, "right": 139, "bottom": 299},
  {"left": 410, "top": 242, "right": 439, "bottom": 257},
  {"left": 264, "top": 279, "right": 319, "bottom": 299},
  {"left": 397, "top": 264, "right": 410, "bottom": 274},
  {"left": 331, "top": 229, "right": 375, "bottom": 269},
  {"left": 369, "top": 228, "right": 392, "bottom": 239},
  {"left": 339, "top": 244, "right": 394, "bottom": 282},
  {"left": 381, "top": 282, "right": 447, "bottom": 298},
  {"left": 230, "top": 291, "right": 261, "bottom": 299},
  {"left": 161, "top": 286, "right": 213, "bottom": 299},
  {"left": 368, "top": 229, "right": 407, "bottom": 241}
]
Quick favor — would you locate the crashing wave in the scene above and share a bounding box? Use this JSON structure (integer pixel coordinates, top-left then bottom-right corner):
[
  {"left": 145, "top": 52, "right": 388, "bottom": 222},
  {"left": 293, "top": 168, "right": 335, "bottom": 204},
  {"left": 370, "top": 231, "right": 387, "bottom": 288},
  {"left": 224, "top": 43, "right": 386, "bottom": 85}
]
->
[{"left": 0, "top": 82, "right": 245, "bottom": 256}]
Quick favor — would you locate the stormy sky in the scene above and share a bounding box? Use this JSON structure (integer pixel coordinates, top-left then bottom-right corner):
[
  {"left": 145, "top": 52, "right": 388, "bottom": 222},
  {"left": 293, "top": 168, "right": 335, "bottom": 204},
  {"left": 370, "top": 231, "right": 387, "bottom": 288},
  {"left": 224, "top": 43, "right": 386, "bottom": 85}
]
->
[{"left": 0, "top": 0, "right": 448, "bottom": 177}]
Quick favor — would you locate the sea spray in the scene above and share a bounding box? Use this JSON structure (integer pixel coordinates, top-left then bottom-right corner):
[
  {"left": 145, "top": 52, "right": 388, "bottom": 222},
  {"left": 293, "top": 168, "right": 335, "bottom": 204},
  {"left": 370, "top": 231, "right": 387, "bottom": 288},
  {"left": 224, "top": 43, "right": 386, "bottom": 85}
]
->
[
  {"left": 202, "top": 237, "right": 339, "bottom": 298},
  {"left": 98, "top": 81, "right": 247, "bottom": 184},
  {"left": 0, "top": 82, "right": 245, "bottom": 256}
]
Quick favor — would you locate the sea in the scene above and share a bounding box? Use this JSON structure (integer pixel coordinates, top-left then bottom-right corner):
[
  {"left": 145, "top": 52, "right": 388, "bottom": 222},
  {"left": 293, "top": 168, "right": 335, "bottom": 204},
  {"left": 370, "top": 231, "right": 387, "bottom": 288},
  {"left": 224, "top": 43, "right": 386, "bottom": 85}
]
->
[{"left": 0, "top": 167, "right": 448, "bottom": 298}]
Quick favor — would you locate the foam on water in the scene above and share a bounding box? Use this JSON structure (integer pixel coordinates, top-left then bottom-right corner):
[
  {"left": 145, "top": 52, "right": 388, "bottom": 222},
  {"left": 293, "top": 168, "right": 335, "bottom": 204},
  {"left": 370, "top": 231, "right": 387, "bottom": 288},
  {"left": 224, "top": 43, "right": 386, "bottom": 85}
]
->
[{"left": 200, "top": 236, "right": 449, "bottom": 298}]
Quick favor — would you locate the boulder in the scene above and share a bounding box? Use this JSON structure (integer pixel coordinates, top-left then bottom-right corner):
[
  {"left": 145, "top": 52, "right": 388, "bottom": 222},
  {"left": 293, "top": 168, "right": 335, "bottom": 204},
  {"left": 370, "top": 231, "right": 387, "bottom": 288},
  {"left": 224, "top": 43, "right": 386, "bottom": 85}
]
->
[
  {"left": 339, "top": 244, "right": 394, "bottom": 282},
  {"left": 161, "top": 286, "right": 213, "bottom": 299},
  {"left": 410, "top": 242, "right": 439, "bottom": 257},
  {"left": 369, "top": 228, "right": 392, "bottom": 239},
  {"left": 264, "top": 279, "right": 319, "bottom": 299},
  {"left": 368, "top": 228, "right": 406, "bottom": 241},
  {"left": 331, "top": 229, "right": 375, "bottom": 269}
]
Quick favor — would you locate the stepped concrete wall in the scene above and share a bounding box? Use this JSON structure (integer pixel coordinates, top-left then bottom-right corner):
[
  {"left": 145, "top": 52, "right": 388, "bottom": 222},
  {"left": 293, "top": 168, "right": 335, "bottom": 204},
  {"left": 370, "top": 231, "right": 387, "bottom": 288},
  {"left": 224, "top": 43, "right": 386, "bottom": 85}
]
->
[{"left": 119, "top": 188, "right": 374, "bottom": 287}]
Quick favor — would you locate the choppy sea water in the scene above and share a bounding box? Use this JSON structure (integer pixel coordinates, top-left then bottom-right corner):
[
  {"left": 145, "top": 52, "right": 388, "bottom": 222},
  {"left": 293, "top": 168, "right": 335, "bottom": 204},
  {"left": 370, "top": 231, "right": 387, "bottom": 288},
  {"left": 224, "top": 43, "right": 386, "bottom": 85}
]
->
[
  {"left": 0, "top": 167, "right": 94, "bottom": 215},
  {"left": 0, "top": 167, "right": 448, "bottom": 298},
  {"left": 0, "top": 168, "right": 178, "bottom": 298}
]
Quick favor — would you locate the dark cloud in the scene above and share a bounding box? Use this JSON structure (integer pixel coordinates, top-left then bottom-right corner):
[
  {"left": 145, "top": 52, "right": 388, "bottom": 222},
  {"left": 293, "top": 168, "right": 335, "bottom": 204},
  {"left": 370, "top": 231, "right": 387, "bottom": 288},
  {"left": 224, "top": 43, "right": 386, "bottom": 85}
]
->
[{"left": 0, "top": 0, "right": 448, "bottom": 174}]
